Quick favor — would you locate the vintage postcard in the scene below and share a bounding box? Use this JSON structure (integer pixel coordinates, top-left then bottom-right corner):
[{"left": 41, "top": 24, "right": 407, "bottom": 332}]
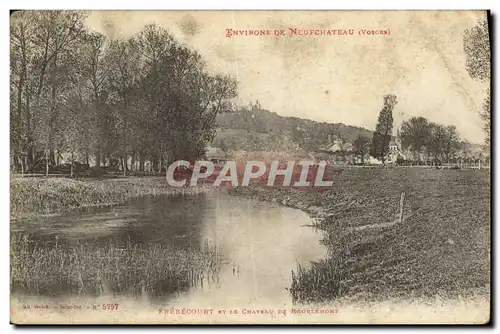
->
[{"left": 10, "top": 10, "right": 491, "bottom": 324}]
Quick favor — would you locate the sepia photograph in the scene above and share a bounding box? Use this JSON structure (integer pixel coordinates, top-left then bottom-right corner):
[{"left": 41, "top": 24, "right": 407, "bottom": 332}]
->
[{"left": 9, "top": 10, "right": 491, "bottom": 324}]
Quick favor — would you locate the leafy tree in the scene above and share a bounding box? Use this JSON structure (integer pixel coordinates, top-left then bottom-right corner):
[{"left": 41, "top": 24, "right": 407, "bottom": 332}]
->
[
  {"left": 442, "top": 125, "right": 461, "bottom": 163},
  {"left": 11, "top": 11, "right": 87, "bottom": 175},
  {"left": 106, "top": 38, "right": 144, "bottom": 174},
  {"left": 401, "top": 116, "right": 430, "bottom": 162},
  {"left": 10, "top": 14, "right": 238, "bottom": 177},
  {"left": 481, "top": 90, "right": 490, "bottom": 147},
  {"left": 353, "top": 135, "right": 370, "bottom": 164},
  {"left": 79, "top": 31, "right": 112, "bottom": 168},
  {"left": 10, "top": 12, "right": 35, "bottom": 173},
  {"left": 427, "top": 122, "right": 446, "bottom": 162},
  {"left": 463, "top": 16, "right": 490, "bottom": 147},
  {"left": 370, "top": 94, "right": 396, "bottom": 165},
  {"left": 463, "top": 17, "right": 490, "bottom": 81}
]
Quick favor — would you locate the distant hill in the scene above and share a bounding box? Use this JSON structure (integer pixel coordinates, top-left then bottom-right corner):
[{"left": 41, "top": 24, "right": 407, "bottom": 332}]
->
[{"left": 214, "top": 109, "right": 373, "bottom": 153}]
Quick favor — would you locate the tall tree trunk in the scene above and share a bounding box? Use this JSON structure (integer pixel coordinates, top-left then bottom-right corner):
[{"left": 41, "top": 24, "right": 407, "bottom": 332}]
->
[
  {"left": 19, "top": 156, "right": 25, "bottom": 177},
  {"left": 29, "top": 142, "right": 35, "bottom": 172},
  {"left": 95, "top": 151, "right": 101, "bottom": 168},
  {"left": 23, "top": 79, "right": 33, "bottom": 171},
  {"left": 47, "top": 53, "right": 58, "bottom": 174},
  {"left": 121, "top": 155, "right": 127, "bottom": 176},
  {"left": 158, "top": 153, "right": 163, "bottom": 174},
  {"left": 139, "top": 153, "right": 145, "bottom": 172},
  {"left": 56, "top": 151, "right": 62, "bottom": 166},
  {"left": 16, "top": 25, "right": 28, "bottom": 174},
  {"left": 131, "top": 152, "right": 136, "bottom": 172},
  {"left": 45, "top": 149, "right": 49, "bottom": 177},
  {"left": 50, "top": 149, "right": 56, "bottom": 167},
  {"left": 70, "top": 152, "right": 74, "bottom": 177}
]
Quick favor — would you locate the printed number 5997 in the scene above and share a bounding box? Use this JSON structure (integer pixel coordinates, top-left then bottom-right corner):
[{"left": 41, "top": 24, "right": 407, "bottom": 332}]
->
[{"left": 102, "top": 304, "right": 119, "bottom": 310}]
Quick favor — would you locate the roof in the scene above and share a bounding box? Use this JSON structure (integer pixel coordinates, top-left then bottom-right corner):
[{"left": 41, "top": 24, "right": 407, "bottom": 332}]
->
[
  {"left": 343, "top": 142, "right": 354, "bottom": 151},
  {"left": 328, "top": 143, "right": 343, "bottom": 152},
  {"left": 205, "top": 147, "right": 226, "bottom": 159},
  {"left": 311, "top": 151, "right": 331, "bottom": 159}
]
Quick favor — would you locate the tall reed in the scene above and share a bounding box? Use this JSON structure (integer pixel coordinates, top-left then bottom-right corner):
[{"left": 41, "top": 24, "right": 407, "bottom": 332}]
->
[{"left": 11, "top": 234, "right": 221, "bottom": 298}]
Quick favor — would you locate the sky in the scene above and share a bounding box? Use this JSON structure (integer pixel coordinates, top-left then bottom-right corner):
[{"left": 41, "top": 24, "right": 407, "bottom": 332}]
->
[{"left": 86, "top": 10, "right": 489, "bottom": 143}]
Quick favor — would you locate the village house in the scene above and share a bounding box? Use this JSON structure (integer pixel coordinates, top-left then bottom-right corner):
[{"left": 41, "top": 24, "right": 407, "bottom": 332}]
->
[
  {"left": 324, "top": 137, "right": 356, "bottom": 165},
  {"left": 205, "top": 146, "right": 227, "bottom": 166},
  {"left": 309, "top": 150, "right": 331, "bottom": 164},
  {"left": 386, "top": 136, "right": 407, "bottom": 164}
]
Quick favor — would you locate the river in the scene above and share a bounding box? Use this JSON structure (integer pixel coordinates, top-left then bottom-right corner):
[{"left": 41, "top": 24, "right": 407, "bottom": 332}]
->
[{"left": 11, "top": 192, "right": 327, "bottom": 310}]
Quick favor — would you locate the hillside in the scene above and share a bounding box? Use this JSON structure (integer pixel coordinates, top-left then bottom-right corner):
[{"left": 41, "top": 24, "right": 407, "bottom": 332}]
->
[{"left": 214, "top": 109, "right": 373, "bottom": 153}]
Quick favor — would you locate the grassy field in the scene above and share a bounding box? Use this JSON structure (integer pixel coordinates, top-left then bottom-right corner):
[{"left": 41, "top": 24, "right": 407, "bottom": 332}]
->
[
  {"left": 231, "top": 167, "right": 491, "bottom": 303},
  {"left": 10, "top": 176, "right": 211, "bottom": 220}
]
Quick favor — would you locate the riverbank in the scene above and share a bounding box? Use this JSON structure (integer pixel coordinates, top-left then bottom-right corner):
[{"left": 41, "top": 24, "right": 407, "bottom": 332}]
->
[
  {"left": 10, "top": 176, "right": 213, "bottom": 220},
  {"left": 229, "top": 168, "right": 491, "bottom": 304},
  {"left": 11, "top": 186, "right": 327, "bottom": 314},
  {"left": 9, "top": 169, "right": 491, "bottom": 307},
  {"left": 11, "top": 233, "right": 220, "bottom": 298},
  {"left": 229, "top": 186, "right": 331, "bottom": 220}
]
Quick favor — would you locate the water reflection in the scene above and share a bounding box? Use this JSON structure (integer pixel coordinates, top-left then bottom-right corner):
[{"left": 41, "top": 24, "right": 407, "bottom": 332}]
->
[{"left": 11, "top": 192, "right": 327, "bottom": 307}]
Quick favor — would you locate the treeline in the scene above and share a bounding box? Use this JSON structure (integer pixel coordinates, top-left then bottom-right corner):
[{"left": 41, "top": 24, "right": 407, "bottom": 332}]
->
[
  {"left": 355, "top": 94, "right": 463, "bottom": 165},
  {"left": 10, "top": 11, "right": 237, "bottom": 175},
  {"left": 400, "top": 117, "right": 461, "bottom": 163}
]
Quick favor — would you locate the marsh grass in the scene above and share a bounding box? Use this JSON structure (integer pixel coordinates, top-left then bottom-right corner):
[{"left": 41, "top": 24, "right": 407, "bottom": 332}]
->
[
  {"left": 290, "top": 260, "right": 343, "bottom": 304},
  {"left": 10, "top": 177, "right": 212, "bottom": 220},
  {"left": 11, "top": 235, "right": 221, "bottom": 298}
]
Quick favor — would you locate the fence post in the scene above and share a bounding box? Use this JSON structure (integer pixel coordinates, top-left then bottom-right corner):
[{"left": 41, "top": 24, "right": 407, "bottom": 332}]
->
[{"left": 399, "top": 192, "right": 406, "bottom": 223}]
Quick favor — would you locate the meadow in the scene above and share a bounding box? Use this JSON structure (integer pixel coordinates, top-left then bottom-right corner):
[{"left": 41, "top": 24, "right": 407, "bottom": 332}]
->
[{"left": 232, "top": 167, "right": 491, "bottom": 303}]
